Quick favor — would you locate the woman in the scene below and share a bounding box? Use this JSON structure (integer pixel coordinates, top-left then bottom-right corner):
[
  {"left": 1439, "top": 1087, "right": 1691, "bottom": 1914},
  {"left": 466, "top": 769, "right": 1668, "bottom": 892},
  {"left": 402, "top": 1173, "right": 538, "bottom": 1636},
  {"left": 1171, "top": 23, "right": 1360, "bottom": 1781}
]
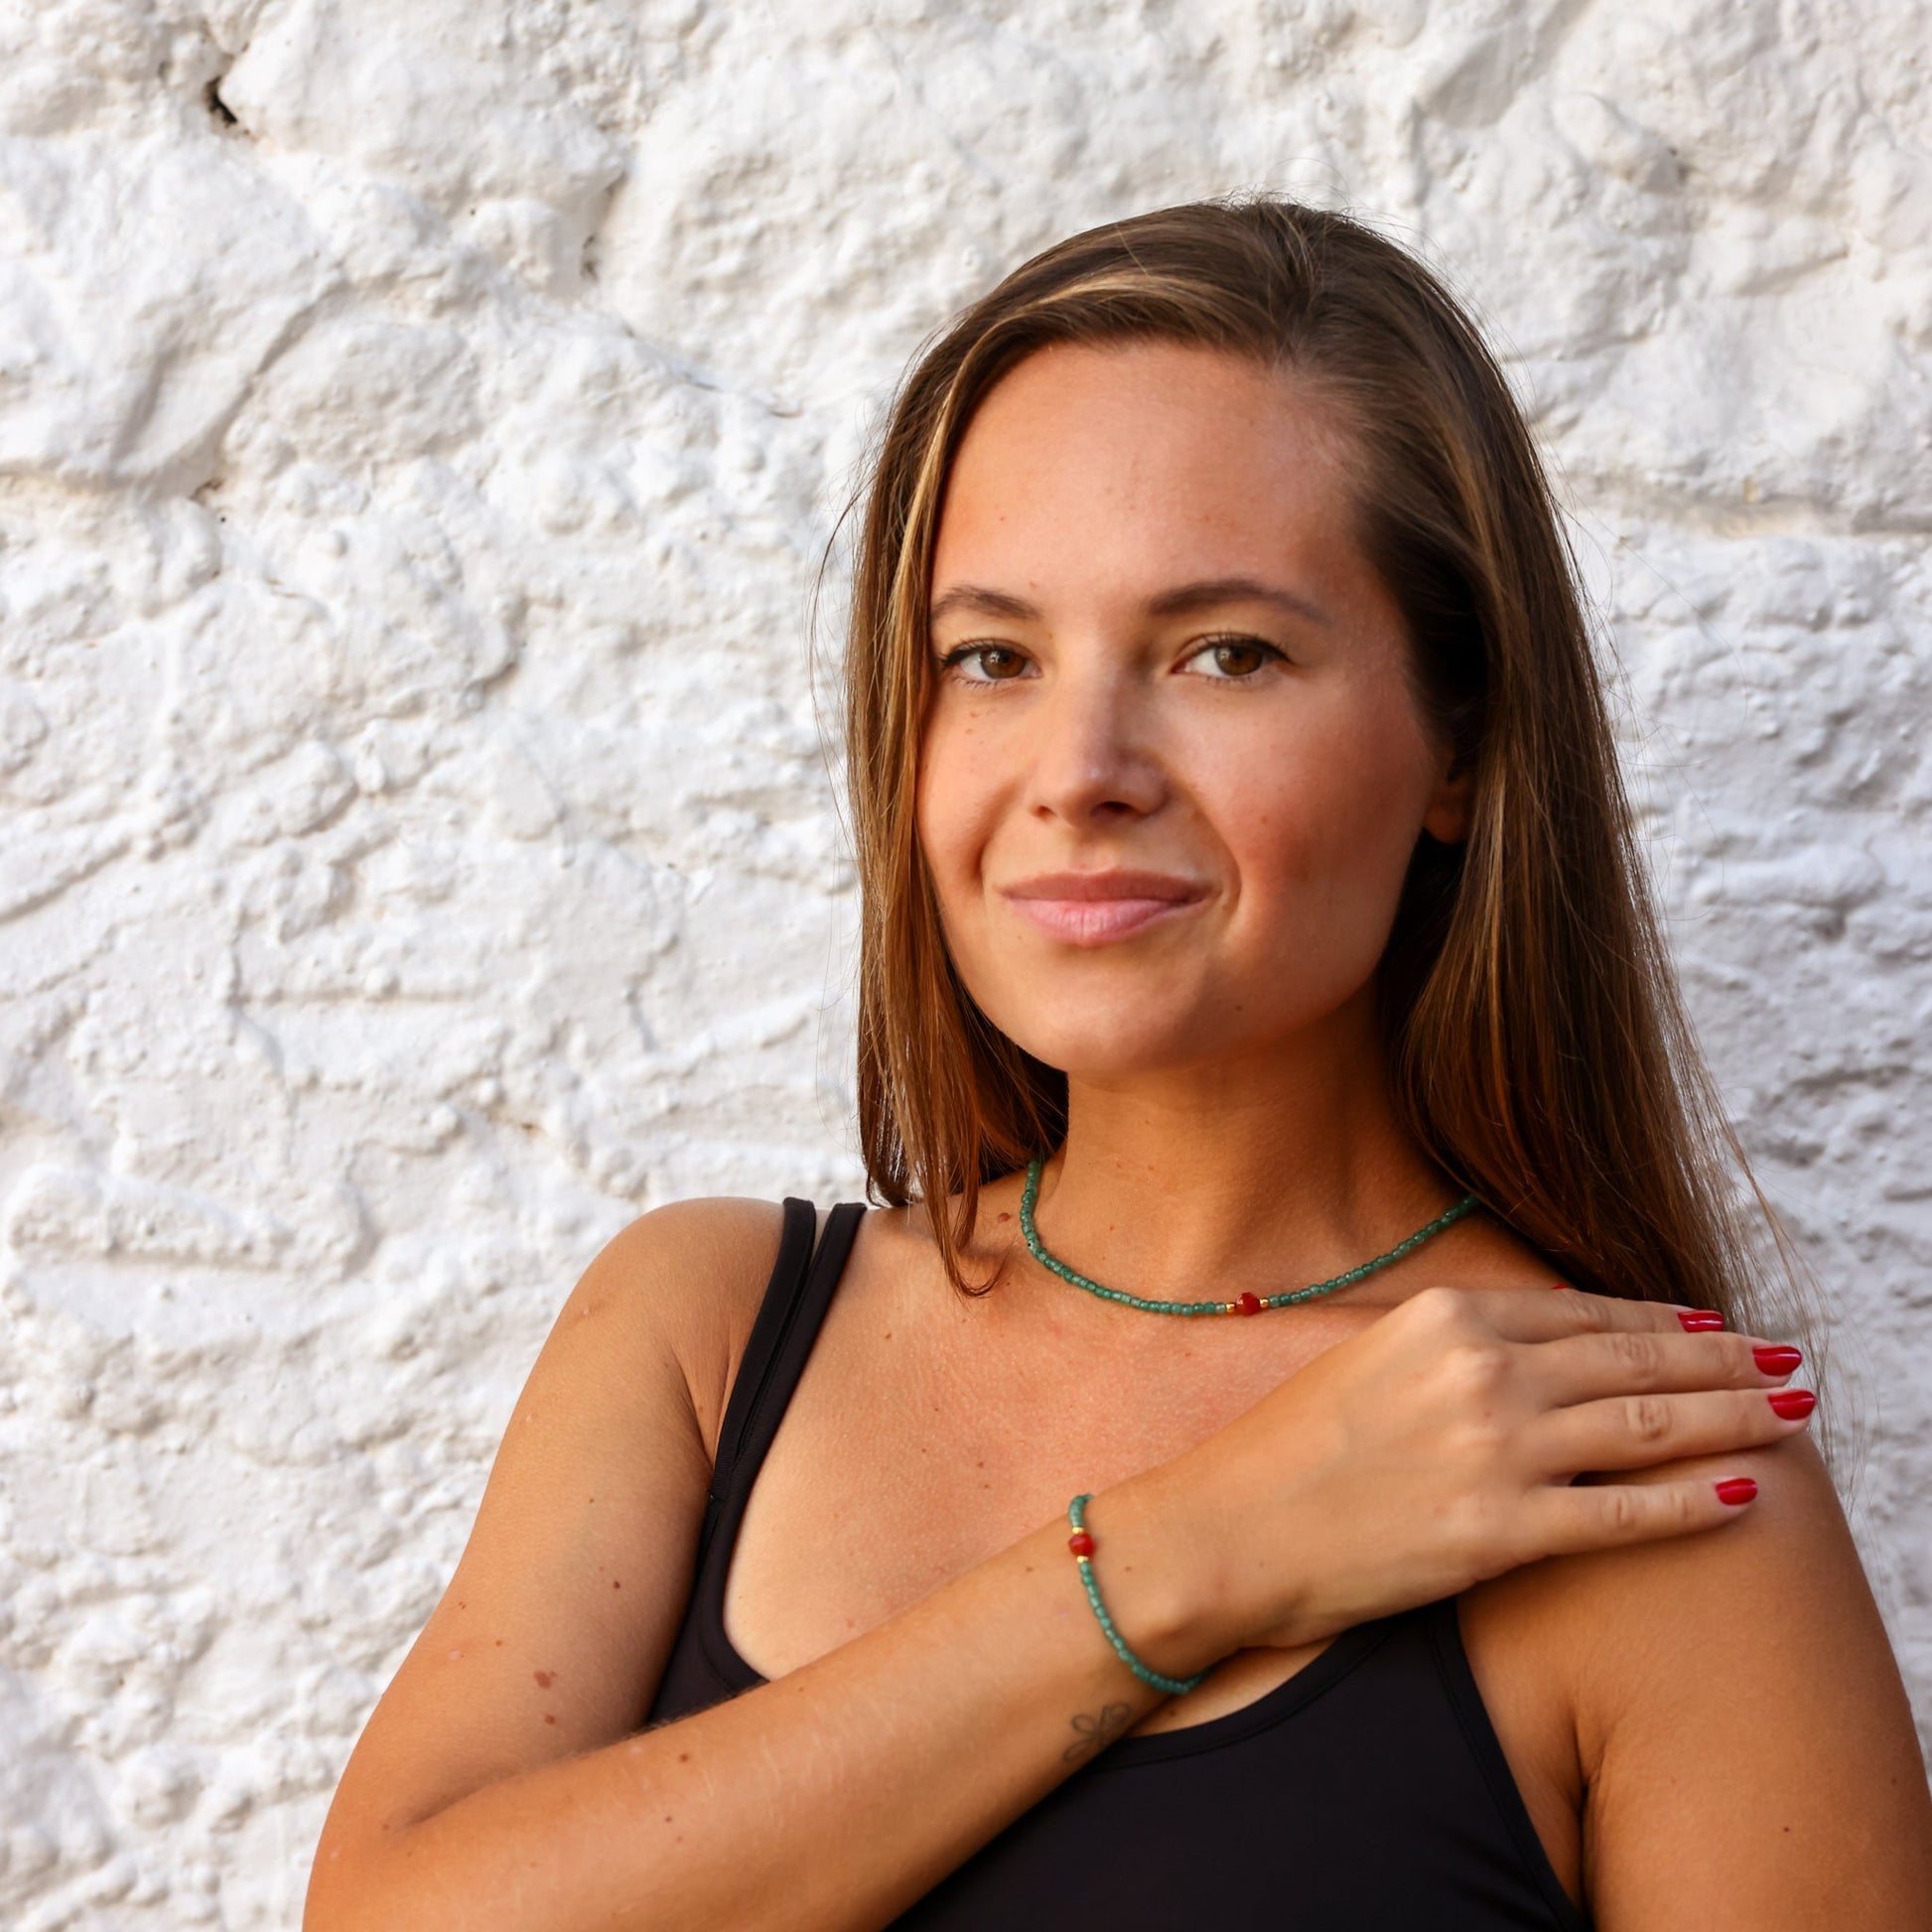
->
[{"left": 305, "top": 202, "right": 1932, "bottom": 1928}]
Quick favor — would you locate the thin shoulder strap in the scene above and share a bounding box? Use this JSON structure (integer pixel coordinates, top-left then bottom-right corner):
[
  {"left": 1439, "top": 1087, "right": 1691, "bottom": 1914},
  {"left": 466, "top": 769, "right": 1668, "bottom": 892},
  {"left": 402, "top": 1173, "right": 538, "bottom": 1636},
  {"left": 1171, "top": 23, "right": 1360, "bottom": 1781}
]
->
[
  {"left": 710, "top": 1198, "right": 867, "bottom": 1502},
  {"left": 1424, "top": 1596, "right": 1591, "bottom": 1932}
]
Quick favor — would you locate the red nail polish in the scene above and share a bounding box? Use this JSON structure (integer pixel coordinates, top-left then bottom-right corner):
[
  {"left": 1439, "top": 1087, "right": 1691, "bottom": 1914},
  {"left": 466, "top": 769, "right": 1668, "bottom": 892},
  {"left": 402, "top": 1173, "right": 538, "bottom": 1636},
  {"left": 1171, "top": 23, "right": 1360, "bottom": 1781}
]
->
[
  {"left": 1768, "top": 1389, "right": 1815, "bottom": 1421},
  {"left": 1677, "top": 1310, "right": 1725, "bottom": 1331},
  {"left": 1715, "top": 1477, "right": 1758, "bottom": 1506},
  {"left": 1753, "top": 1344, "right": 1803, "bottom": 1374}
]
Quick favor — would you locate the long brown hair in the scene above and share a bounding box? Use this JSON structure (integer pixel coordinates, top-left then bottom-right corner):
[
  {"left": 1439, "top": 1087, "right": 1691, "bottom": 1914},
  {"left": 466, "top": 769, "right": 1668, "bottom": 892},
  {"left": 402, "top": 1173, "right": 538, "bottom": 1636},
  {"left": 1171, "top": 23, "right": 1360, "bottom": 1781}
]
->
[{"left": 842, "top": 196, "right": 1803, "bottom": 1342}]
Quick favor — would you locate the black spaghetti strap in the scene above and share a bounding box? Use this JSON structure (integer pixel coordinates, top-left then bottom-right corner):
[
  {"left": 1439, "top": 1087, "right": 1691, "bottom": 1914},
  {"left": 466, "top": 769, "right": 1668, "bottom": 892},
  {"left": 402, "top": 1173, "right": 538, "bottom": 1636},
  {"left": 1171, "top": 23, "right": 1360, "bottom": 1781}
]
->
[
  {"left": 720, "top": 1200, "right": 866, "bottom": 1505},
  {"left": 710, "top": 1197, "right": 819, "bottom": 1494},
  {"left": 647, "top": 1197, "right": 867, "bottom": 1720},
  {"left": 673, "top": 1198, "right": 868, "bottom": 1696},
  {"left": 1425, "top": 1595, "right": 1590, "bottom": 1931}
]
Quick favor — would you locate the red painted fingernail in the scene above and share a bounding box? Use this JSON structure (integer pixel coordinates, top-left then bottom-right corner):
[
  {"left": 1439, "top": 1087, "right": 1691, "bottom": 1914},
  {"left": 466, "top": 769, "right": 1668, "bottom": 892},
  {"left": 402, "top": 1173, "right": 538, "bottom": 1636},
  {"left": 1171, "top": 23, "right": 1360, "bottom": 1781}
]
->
[
  {"left": 1550, "top": 1281, "right": 1568, "bottom": 1291},
  {"left": 1767, "top": 1389, "right": 1815, "bottom": 1421},
  {"left": 1752, "top": 1344, "right": 1803, "bottom": 1374},
  {"left": 1677, "top": 1310, "right": 1725, "bottom": 1331},
  {"left": 1715, "top": 1477, "right": 1758, "bottom": 1506}
]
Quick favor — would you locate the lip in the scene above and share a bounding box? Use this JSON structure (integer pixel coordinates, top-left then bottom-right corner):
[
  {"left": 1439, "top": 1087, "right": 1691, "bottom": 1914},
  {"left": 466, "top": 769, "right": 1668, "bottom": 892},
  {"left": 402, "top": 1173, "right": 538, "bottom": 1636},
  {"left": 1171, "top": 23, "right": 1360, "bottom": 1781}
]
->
[{"left": 999, "top": 869, "right": 1208, "bottom": 946}]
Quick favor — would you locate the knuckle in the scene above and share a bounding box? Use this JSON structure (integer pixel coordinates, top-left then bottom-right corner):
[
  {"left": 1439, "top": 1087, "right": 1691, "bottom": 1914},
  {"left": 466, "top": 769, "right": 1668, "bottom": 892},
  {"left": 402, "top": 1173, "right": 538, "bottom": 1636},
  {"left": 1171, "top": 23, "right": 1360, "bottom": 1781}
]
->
[
  {"left": 1606, "top": 1327, "right": 1664, "bottom": 1384},
  {"left": 1565, "top": 1290, "right": 1617, "bottom": 1332},
  {"left": 1442, "top": 1337, "right": 1510, "bottom": 1404},
  {"left": 1601, "top": 1486, "right": 1644, "bottom": 1538},
  {"left": 1406, "top": 1284, "right": 1473, "bottom": 1334},
  {"left": 1660, "top": 1484, "right": 1701, "bottom": 1531},
  {"left": 1623, "top": 1393, "right": 1675, "bottom": 1445},
  {"left": 1447, "top": 1488, "right": 1506, "bottom": 1565},
  {"left": 1451, "top": 1407, "right": 1512, "bottom": 1464}
]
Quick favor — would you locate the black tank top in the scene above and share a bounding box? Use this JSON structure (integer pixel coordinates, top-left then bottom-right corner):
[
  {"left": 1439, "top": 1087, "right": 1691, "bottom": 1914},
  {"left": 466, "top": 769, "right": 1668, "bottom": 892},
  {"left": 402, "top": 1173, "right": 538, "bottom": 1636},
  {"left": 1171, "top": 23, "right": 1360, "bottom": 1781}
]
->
[{"left": 645, "top": 1199, "right": 1591, "bottom": 1930}]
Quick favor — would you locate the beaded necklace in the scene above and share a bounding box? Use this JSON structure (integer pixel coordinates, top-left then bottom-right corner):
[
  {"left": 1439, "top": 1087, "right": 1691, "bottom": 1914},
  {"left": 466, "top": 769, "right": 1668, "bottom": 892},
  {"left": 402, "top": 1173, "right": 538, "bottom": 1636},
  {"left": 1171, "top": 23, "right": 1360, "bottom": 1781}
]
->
[{"left": 1019, "top": 1158, "right": 1478, "bottom": 1316}]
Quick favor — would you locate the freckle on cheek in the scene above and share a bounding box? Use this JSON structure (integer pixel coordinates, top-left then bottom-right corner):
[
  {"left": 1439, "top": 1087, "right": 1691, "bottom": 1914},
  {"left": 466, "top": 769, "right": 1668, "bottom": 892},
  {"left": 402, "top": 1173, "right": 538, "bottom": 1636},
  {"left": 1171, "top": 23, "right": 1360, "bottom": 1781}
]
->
[{"left": 534, "top": 1671, "right": 555, "bottom": 1688}]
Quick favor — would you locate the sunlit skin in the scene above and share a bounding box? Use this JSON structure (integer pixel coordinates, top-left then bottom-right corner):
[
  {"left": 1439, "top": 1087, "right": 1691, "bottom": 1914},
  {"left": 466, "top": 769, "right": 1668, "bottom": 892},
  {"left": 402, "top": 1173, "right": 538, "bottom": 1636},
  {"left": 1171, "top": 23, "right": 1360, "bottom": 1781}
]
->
[
  {"left": 919, "top": 339, "right": 1474, "bottom": 1291},
  {"left": 302, "top": 337, "right": 1932, "bottom": 1932}
]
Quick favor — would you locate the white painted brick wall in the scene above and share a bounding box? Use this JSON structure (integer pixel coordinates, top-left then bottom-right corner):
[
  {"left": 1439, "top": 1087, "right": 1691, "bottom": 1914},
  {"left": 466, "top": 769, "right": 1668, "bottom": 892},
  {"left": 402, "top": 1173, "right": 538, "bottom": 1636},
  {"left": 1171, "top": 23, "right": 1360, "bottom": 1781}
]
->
[{"left": 1, "top": 2, "right": 1926, "bottom": 1923}]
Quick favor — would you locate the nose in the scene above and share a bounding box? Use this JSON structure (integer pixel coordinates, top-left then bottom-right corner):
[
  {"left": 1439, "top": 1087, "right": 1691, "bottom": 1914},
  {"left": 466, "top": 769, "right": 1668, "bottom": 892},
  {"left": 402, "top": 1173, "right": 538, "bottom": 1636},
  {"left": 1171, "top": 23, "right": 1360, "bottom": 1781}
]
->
[{"left": 1022, "top": 658, "right": 1169, "bottom": 827}]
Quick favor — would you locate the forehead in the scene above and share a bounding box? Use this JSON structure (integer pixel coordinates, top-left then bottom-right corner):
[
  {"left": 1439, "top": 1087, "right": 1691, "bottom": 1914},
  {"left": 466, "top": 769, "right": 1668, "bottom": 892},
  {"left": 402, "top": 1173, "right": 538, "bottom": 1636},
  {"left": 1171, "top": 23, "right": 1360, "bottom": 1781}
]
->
[{"left": 931, "top": 342, "right": 1368, "bottom": 610}]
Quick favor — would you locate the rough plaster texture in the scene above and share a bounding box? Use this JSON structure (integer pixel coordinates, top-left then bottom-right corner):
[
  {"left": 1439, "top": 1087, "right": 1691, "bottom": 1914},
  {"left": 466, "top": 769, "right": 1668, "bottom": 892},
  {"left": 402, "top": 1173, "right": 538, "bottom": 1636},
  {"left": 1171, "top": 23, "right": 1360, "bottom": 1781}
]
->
[{"left": 0, "top": 0, "right": 1927, "bottom": 1923}]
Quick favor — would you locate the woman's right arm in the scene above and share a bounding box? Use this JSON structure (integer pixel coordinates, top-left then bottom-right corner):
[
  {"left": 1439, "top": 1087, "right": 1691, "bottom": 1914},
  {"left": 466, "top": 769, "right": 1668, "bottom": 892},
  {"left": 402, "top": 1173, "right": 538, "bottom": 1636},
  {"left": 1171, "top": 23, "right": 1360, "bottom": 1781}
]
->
[
  {"left": 304, "top": 1198, "right": 1195, "bottom": 1932},
  {"left": 305, "top": 1216, "right": 1815, "bottom": 1932}
]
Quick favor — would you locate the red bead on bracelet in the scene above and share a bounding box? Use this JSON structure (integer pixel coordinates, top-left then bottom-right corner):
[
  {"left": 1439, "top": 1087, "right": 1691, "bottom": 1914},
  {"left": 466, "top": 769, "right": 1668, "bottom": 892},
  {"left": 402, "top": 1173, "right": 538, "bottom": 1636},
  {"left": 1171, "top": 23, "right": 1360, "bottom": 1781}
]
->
[{"left": 1068, "top": 1529, "right": 1096, "bottom": 1558}]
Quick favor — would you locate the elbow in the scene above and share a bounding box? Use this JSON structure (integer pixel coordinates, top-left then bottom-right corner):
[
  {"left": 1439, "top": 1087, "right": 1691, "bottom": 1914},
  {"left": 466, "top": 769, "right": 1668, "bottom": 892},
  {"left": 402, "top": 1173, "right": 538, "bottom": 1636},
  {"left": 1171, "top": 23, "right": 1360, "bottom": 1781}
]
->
[
  {"left": 303, "top": 1820, "right": 425, "bottom": 1932},
  {"left": 303, "top": 1849, "right": 374, "bottom": 1932}
]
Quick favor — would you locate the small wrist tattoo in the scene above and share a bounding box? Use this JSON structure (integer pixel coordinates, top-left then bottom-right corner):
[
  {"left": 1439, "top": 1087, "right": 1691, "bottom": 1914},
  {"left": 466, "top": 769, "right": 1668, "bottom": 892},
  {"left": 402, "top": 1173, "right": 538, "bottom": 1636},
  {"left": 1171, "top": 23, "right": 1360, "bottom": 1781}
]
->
[{"left": 1062, "top": 1700, "right": 1133, "bottom": 1763}]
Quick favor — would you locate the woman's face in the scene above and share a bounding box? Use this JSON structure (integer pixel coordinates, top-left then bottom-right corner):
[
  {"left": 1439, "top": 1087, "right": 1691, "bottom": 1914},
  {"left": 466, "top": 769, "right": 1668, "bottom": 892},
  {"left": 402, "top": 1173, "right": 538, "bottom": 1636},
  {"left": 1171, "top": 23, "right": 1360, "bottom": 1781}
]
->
[{"left": 917, "top": 340, "right": 1470, "bottom": 1086}]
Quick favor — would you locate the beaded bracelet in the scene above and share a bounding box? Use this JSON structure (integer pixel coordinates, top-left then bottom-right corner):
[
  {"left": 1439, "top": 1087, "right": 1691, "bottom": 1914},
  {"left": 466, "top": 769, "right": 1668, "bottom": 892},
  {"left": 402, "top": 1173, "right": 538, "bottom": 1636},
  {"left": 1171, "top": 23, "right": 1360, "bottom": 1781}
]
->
[{"left": 1066, "top": 1494, "right": 1207, "bottom": 1698}]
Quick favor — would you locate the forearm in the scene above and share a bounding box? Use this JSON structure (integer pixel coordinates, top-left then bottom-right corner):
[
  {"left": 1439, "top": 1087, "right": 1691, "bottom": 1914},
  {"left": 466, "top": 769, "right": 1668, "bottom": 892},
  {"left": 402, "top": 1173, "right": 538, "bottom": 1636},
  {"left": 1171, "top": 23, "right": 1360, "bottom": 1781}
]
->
[{"left": 307, "top": 1477, "right": 1213, "bottom": 1932}]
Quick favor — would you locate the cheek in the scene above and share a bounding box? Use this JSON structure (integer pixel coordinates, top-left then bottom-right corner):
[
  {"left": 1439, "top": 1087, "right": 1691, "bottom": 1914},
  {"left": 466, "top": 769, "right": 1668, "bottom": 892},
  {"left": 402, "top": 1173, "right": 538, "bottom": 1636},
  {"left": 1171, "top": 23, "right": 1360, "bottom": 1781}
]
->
[
  {"left": 1212, "top": 711, "right": 1434, "bottom": 922},
  {"left": 914, "top": 716, "right": 995, "bottom": 902}
]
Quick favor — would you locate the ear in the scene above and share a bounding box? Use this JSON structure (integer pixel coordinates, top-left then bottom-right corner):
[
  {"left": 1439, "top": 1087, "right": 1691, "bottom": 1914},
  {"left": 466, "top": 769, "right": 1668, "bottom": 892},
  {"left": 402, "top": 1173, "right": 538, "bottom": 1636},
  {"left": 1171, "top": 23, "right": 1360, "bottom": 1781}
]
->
[{"left": 1420, "top": 757, "right": 1474, "bottom": 844}]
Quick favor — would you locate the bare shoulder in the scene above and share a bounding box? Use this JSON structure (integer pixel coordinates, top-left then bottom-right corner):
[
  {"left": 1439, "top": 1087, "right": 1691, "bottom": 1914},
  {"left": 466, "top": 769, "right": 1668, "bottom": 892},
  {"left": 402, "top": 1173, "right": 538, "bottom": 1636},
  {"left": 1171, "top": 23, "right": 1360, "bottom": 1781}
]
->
[
  {"left": 1467, "top": 1434, "right": 1932, "bottom": 1929},
  {"left": 574, "top": 1194, "right": 791, "bottom": 1463},
  {"left": 310, "top": 1195, "right": 788, "bottom": 1877}
]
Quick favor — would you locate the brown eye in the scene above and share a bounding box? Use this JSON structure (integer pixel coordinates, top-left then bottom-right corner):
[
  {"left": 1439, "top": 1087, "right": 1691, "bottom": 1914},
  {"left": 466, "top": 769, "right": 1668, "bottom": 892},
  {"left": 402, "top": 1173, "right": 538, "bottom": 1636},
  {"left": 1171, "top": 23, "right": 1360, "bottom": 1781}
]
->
[
  {"left": 1186, "top": 636, "right": 1282, "bottom": 679},
  {"left": 947, "top": 643, "right": 1032, "bottom": 682}
]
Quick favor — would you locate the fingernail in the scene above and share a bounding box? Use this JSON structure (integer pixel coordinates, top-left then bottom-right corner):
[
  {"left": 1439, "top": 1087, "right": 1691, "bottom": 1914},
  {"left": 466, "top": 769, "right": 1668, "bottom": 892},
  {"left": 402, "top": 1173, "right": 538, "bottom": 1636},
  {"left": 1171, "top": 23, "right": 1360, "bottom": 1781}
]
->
[
  {"left": 1677, "top": 1310, "right": 1725, "bottom": 1331},
  {"left": 1767, "top": 1389, "right": 1815, "bottom": 1421},
  {"left": 1715, "top": 1477, "right": 1758, "bottom": 1506},
  {"left": 1752, "top": 1344, "right": 1803, "bottom": 1374}
]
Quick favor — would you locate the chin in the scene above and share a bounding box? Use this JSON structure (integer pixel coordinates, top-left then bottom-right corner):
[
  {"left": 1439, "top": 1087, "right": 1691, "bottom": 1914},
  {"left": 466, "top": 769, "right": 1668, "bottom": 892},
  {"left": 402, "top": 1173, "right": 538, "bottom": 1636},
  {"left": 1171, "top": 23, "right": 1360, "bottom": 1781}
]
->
[
  {"left": 986, "top": 1004, "right": 1217, "bottom": 1084},
  {"left": 979, "top": 970, "right": 1376, "bottom": 1087}
]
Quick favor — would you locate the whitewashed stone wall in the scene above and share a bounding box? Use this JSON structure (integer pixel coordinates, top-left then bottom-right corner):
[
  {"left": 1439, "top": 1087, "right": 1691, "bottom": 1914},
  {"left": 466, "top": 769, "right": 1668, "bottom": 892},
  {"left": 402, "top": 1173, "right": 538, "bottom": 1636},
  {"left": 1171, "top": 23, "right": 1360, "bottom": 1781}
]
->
[{"left": 0, "top": 2, "right": 1926, "bottom": 1924}]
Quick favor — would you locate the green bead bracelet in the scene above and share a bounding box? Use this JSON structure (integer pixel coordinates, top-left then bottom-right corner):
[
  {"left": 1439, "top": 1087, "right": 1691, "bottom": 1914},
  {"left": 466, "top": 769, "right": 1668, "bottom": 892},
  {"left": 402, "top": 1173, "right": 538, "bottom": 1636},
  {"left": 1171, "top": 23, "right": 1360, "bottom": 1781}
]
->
[{"left": 1065, "top": 1494, "right": 1207, "bottom": 1698}]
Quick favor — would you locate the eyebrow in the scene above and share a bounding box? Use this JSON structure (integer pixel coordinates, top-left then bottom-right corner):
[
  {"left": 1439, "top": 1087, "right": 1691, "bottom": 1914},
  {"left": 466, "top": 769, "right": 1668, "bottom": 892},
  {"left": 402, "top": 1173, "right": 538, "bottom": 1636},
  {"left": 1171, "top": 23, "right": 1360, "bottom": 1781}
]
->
[{"left": 927, "top": 576, "right": 1332, "bottom": 628}]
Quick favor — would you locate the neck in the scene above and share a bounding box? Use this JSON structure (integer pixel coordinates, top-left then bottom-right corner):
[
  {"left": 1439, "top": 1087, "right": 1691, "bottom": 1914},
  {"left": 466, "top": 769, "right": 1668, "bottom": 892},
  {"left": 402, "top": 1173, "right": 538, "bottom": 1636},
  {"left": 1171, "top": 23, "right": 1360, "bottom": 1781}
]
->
[{"left": 1032, "top": 992, "right": 1459, "bottom": 1298}]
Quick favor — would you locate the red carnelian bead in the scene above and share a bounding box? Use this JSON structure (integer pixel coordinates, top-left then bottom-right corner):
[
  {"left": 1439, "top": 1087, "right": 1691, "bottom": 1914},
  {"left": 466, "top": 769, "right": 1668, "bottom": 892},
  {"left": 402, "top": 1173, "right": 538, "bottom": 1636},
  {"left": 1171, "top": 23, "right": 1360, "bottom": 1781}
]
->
[
  {"left": 1068, "top": 1531, "right": 1096, "bottom": 1558},
  {"left": 1236, "top": 1292, "right": 1262, "bottom": 1316}
]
